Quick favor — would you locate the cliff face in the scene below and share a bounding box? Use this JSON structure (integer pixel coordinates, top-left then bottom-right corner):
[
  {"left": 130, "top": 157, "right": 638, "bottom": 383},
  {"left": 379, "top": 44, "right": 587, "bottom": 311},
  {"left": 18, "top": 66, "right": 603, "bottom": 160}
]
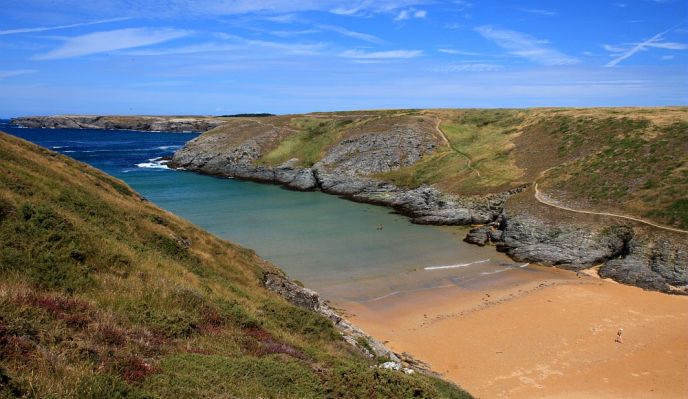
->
[
  {"left": 11, "top": 115, "right": 227, "bottom": 132},
  {"left": 171, "top": 109, "right": 688, "bottom": 295},
  {"left": 170, "top": 114, "right": 517, "bottom": 225}
]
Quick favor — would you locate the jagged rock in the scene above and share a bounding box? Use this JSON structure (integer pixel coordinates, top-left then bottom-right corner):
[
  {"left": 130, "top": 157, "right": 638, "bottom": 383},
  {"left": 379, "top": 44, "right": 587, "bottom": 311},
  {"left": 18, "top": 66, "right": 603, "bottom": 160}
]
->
[
  {"left": 599, "top": 237, "right": 688, "bottom": 293},
  {"left": 314, "top": 128, "right": 436, "bottom": 176},
  {"left": 488, "top": 229, "right": 503, "bottom": 242},
  {"left": 465, "top": 226, "right": 491, "bottom": 246},
  {"left": 263, "top": 272, "right": 400, "bottom": 362},
  {"left": 287, "top": 169, "right": 317, "bottom": 190},
  {"left": 495, "top": 214, "right": 633, "bottom": 270},
  {"left": 264, "top": 272, "right": 321, "bottom": 311}
]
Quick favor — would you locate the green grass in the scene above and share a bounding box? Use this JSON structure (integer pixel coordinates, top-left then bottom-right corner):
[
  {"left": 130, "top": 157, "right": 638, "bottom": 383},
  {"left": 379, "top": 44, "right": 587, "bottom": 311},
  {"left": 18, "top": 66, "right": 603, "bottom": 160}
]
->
[
  {"left": 378, "top": 109, "right": 525, "bottom": 194},
  {"left": 260, "top": 118, "right": 354, "bottom": 167},
  {"left": 541, "top": 119, "right": 688, "bottom": 229},
  {"left": 0, "top": 131, "right": 471, "bottom": 398}
]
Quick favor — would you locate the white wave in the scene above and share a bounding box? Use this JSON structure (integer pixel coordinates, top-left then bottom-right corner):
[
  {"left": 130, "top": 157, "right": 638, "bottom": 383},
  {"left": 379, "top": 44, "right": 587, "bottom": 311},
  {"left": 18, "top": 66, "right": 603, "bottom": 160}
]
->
[
  {"left": 424, "top": 258, "right": 490, "bottom": 271},
  {"left": 368, "top": 291, "right": 401, "bottom": 302},
  {"left": 479, "top": 263, "right": 529, "bottom": 276},
  {"left": 156, "top": 145, "right": 181, "bottom": 150},
  {"left": 63, "top": 150, "right": 76, "bottom": 153},
  {"left": 480, "top": 268, "right": 509, "bottom": 276},
  {"left": 51, "top": 146, "right": 65, "bottom": 149},
  {"left": 136, "top": 157, "right": 170, "bottom": 170}
]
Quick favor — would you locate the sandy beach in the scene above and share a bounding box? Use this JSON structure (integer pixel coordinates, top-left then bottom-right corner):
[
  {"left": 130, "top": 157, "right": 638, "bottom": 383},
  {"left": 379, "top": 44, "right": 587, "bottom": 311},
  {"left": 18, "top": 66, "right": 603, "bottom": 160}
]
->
[{"left": 341, "top": 265, "right": 688, "bottom": 398}]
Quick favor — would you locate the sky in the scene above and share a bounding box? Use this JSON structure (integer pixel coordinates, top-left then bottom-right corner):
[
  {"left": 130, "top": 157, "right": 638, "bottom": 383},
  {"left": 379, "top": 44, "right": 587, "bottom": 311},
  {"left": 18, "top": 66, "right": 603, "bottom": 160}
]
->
[{"left": 1, "top": 0, "right": 687, "bottom": 117}]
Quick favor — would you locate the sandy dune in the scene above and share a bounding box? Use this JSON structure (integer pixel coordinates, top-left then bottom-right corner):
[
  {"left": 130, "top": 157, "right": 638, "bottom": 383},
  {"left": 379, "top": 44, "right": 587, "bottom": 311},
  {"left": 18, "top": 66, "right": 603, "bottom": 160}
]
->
[{"left": 342, "top": 266, "right": 688, "bottom": 398}]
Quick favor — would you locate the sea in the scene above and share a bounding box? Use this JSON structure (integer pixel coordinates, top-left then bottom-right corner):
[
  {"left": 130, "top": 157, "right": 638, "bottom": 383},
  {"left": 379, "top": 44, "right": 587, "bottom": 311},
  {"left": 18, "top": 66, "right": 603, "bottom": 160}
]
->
[{"left": 1, "top": 120, "right": 534, "bottom": 301}]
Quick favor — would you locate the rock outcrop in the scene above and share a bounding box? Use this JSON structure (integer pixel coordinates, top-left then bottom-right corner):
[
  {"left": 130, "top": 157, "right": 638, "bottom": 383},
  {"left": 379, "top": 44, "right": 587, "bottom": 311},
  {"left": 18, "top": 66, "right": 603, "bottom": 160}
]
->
[
  {"left": 11, "top": 115, "right": 227, "bottom": 133},
  {"left": 263, "top": 272, "right": 400, "bottom": 362},
  {"left": 462, "top": 212, "right": 687, "bottom": 294}
]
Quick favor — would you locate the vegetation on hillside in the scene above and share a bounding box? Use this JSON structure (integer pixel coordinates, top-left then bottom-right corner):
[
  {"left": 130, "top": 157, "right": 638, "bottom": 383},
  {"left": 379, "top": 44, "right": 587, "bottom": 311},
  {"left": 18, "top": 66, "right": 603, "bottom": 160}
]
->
[
  {"left": 378, "top": 110, "right": 526, "bottom": 193},
  {"left": 538, "top": 116, "right": 688, "bottom": 229},
  {"left": 260, "top": 118, "right": 354, "bottom": 167},
  {"left": 0, "top": 132, "right": 470, "bottom": 398}
]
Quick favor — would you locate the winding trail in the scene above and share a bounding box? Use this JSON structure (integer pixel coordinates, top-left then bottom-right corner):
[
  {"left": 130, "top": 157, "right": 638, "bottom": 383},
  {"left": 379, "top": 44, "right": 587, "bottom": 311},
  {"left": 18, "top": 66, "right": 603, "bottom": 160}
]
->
[
  {"left": 432, "top": 118, "right": 481, "bottom": 177},
  {"left": 534, "top": 167, "right": 688, "bottom": 234}
]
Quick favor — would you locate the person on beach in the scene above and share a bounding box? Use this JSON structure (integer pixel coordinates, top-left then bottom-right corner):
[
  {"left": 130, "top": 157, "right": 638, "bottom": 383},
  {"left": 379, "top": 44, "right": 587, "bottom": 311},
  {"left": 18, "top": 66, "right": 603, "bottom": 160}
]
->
[
  {"left": 377, "top": 224, "right": 384, "bottom": 230},
  {"left": 615, "top": 328, "right": 623, "bottom": 343}
]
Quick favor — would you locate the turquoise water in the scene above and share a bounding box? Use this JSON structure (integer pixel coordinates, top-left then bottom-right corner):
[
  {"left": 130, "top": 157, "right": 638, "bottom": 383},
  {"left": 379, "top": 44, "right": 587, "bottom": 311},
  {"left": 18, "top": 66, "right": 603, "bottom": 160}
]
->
[{"left": 3, "top": 121, "right": 522, "bottom": 301}]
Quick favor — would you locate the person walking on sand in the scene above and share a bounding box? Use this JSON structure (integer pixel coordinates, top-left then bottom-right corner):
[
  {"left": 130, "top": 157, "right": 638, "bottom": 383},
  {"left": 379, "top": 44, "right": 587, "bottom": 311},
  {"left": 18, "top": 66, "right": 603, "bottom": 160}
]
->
[
  {"left": 377, "top": 224, "right": 383, "bottom": 231},
  {"left": 615, "top": 328, "right": 623, "bottom": 343}
]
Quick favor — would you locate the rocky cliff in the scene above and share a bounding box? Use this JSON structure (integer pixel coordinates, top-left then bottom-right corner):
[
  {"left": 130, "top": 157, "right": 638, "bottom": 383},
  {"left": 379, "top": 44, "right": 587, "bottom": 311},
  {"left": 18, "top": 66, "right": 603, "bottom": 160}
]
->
[
  {"left": 11, "top": 115, "right": 227, "bottom": 132},
  {"left": 171, "top": 109, "right": 688, "bottom": 295}
]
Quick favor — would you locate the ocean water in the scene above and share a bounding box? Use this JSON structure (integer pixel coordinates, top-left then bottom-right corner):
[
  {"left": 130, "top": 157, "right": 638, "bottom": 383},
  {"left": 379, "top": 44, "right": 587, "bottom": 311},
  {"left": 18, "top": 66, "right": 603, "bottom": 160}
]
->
[{"left": 2, "top": 120, "right": 531, "bottom": 301}]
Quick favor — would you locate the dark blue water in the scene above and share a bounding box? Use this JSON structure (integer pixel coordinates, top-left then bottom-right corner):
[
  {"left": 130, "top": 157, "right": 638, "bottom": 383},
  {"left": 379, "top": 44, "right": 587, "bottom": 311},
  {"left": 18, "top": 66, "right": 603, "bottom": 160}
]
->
[{"left": 2, "top": 120, "right": 522, "bottom": 300}]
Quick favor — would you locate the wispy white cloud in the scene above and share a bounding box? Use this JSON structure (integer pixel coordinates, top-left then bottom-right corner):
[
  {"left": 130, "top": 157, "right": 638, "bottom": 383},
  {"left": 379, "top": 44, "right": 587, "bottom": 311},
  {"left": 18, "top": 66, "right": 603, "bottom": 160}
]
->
[
  {"left": 604, "top": 28, "right": 687, "bottom": 67},
  {"left": 438, "top": 48, "right": 482, "bottom": 56},
  {"left": 518, "top": 8, "right": 558, "bottom": 16},
  {"left": 394, "top": 8, "right": 427, "bottom": 21},
  {"left": 314, "top": 24, "right": 384, "bottom": 44},
  {"left": 331, "top": 0, "right": 430, "bottom": 17},
  {"left": 476, "top": 26, "right": 579, "bottom": 65},
  {"left": 642, "top": 41, "right": 688, "bottom": 49},
  {"left": 124, "top": 43, "right": 240, "bottom": 56},
  {"left": 0, "top": 17, "right": 129, "bottom": 36},
  {"left": 267, "top": 29, "right": 320, "bottom": 37},
  {"left": 602, "top": 44, "right": 626, "bottom": 53},
  {"left": 340, "top": 49, "right": 423, "bottom": 59},
  {"left": 33, "top": 28, "right": 190, "bottom": 60},
  {"left": 127, "top": 33, "right": 325, "bottom": 57},
  {"left": 0, "top": 69, "right": 37, "bottom": 79},
  {"left": 129, "top": 80, "right": 191, "bottom": 88},
  {"left": 216, "top": 33, "right": 325, "bottom": 55},
  {"left": 430, "top": 63, "right": 503, "bottom": 72}
]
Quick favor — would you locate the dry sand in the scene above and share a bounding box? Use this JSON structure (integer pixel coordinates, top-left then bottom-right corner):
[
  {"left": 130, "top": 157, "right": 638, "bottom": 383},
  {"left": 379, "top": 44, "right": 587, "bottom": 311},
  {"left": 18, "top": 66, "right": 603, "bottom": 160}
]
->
[{"left": 341, "top": 265, "right": 688, "bottom": 398}]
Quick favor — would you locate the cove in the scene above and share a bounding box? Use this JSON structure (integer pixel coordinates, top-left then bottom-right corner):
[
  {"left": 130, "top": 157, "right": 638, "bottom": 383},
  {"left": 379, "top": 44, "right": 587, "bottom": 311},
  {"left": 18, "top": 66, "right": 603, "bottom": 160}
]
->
[{"left": 2, "top": 122, "right": 529, "bottom": 301}]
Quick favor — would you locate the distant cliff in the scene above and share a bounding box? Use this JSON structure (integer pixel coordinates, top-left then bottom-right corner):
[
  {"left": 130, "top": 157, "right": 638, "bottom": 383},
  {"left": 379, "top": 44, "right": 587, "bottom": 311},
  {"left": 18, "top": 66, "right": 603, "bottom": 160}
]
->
[{"left": 11, "top": 115, "right": 228, "bottom": 132}]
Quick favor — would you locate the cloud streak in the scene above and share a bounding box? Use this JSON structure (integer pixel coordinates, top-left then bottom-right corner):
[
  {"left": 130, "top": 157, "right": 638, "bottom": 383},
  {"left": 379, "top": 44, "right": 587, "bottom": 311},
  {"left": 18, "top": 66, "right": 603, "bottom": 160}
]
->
[
  {"left": 0, "top": 69, "right": 37, "bottom": 79},
  {"left": 314, "top": 24, "right": 385, "bottom": 44},
  {"left": 340, "top": 49, "right": 423, "bottom": 59},
  {"left": 518, "top": 8, "right": 558, "bottom": 16},
  {"left": 605, "top": 28, "right": 687, "bottom": 67},
  {"left": 476, "top": 26, "right": 579, "bottom": 66},
  {"left": 33, "top": 28, "right": 190, "bottom": 60},
  {"left": 0, "top": 17, "right": 129, "bottom": 36}
]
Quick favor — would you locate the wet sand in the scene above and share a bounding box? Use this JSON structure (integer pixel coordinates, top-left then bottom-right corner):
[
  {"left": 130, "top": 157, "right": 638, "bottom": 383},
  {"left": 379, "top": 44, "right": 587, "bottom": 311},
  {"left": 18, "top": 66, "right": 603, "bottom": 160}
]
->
[{"left": 340, "top": 265, "right": 688, "bottom": 398}]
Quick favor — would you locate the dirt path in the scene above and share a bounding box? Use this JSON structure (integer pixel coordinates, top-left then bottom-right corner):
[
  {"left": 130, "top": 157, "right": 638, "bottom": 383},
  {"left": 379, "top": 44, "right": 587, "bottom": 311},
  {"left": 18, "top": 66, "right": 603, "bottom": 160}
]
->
[
  {"left": 534, "top": 168, "right": 688, "bottom": 234},
  {"left": 432, "top": 118, "right": 481, "bottom": 177},
  {"left": 247, "top": 118, "right": 298, "bottom": 133}
]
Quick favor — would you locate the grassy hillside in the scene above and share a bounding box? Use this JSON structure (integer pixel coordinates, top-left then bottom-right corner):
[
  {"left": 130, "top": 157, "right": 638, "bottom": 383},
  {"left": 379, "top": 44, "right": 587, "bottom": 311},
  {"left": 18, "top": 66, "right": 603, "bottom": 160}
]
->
[
  {"left": 0, "top": 132, "right": 469, "bottom": 398},
  {"left": 196, "top": 107, "right": 687, "bottom": 229}
]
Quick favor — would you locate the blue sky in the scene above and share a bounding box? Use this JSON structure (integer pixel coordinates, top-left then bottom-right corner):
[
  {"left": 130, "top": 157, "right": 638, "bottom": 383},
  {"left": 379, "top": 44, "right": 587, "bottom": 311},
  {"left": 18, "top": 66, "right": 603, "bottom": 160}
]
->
[{"left": 1, "top": 0, "right": 687, "bottom": 117}]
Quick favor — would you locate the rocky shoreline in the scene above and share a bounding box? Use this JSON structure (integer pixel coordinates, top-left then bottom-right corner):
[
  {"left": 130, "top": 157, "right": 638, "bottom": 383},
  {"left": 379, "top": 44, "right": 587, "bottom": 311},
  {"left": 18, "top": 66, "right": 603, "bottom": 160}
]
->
[
  {"left": 11, "top": 115, "right": 226, "bottom": 133},
  {"left": 15, "top": 114, "right": 685, "bottom": 295},
  {"left": 170, "top": 128, "right": 687, "bottom": 295}
]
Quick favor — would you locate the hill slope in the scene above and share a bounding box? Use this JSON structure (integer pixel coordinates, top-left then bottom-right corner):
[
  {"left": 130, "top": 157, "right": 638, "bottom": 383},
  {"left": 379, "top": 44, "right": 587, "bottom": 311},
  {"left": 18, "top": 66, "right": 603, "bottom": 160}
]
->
[
  {"left": 0, "top": 131, "right": 469, "bottom": 398},
  {"left": 170, "top": 108, "right": 687, "bottom": 293}
]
